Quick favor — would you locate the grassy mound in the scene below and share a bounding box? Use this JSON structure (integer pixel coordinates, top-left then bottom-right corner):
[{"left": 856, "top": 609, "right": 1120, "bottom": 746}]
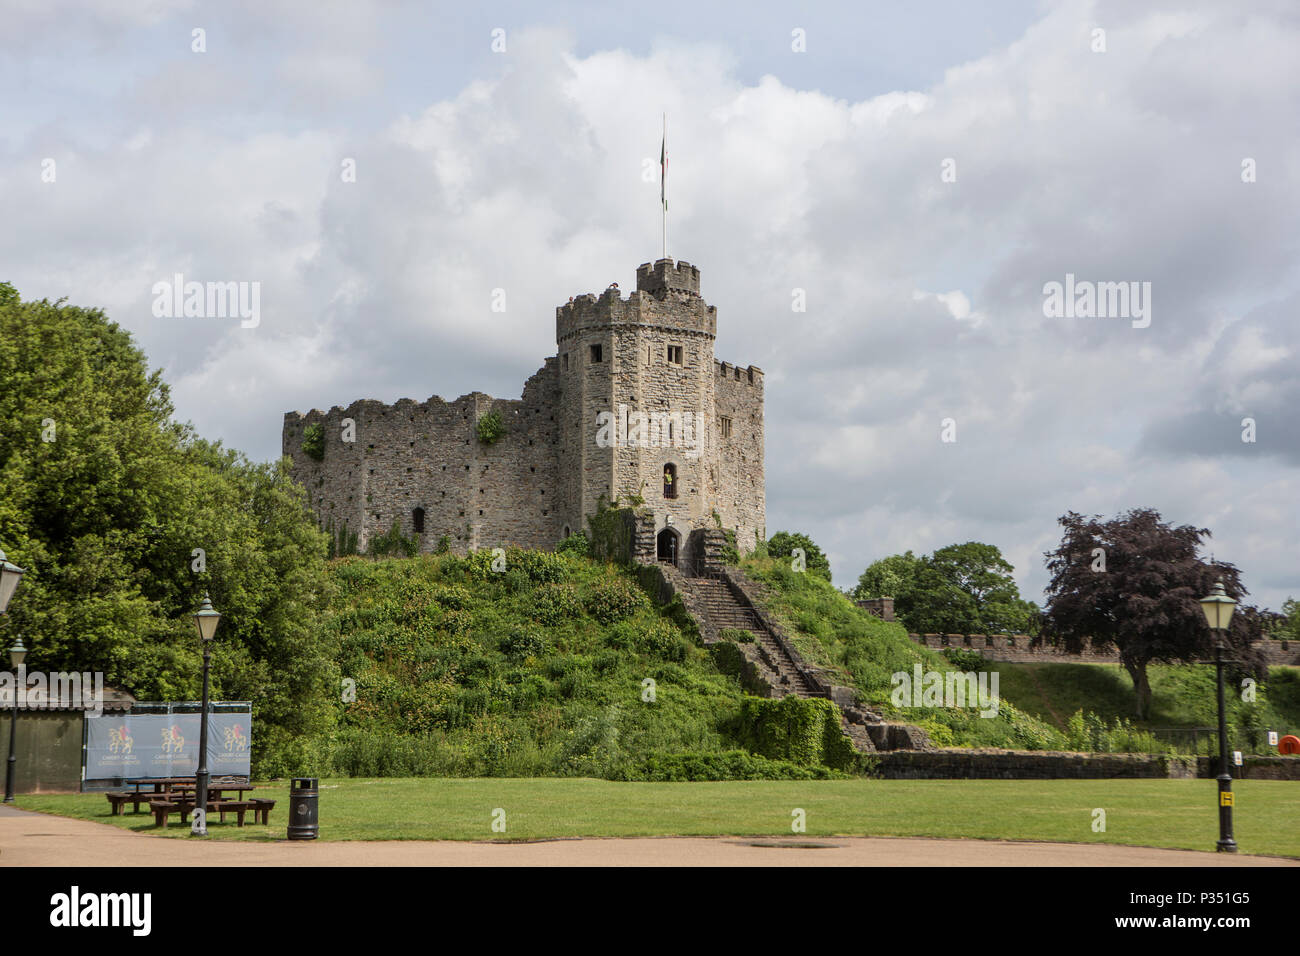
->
[
  {"left": 310, "top": 549, "right": 853, "bottom": 779},
  {"left": 739, "top": 555, "right": 1066, "bottom": 749}
]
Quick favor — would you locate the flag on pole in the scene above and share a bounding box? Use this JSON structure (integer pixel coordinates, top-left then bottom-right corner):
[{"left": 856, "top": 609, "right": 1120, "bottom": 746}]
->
[{"left": 660, "top": 126, "right": 667, "bottom": 211}]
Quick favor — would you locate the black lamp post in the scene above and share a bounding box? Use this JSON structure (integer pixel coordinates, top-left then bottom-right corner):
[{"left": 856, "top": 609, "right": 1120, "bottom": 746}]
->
[
  {"left": 1, "top": 546, "right": 27, "bottom": 804},
  {"left": 1199, "top": 580, "right": 1237, "bottom": 853},
  {"left": 4, "top": 637, "right": 27, "bottom": 804},
  {"left": 191, "top": 593, "right": 221, "bottom": 836}
]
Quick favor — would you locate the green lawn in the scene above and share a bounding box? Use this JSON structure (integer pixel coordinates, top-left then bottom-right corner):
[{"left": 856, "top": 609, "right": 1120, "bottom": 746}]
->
[{"left": 17, "top": 777, "right": 1299, "bottom": 857}]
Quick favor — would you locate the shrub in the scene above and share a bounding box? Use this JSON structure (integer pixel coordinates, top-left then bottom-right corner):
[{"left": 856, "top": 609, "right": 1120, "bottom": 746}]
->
[
  {"left": 585, "top": 578, "right": 649, "bottom": 624},
  {"left": 501, "top": 628, "right": 547, "bottom": 660},
  {"left": 720, "top": 627, "right": 757, "bottom": 644},
  {"left": 433, "top": 585, "right": 473, "bottom": 610},
  {"left": 634, "top": 619, "right": 689, "bottom": 661},
  {"left": 728, "top": 695, "right": 859, "bottom": 770},
  {"left": 612, "top": 750, "right": 847, "bottom": 781},
  {"left": 529, "top": 583, "right": 583, "bottom": 625},
  {"left": 556, "top": 531, "right": 589, "bottom": 557},
  {"left": 302, "top": 422, "right": 325, "bottom": 461},
  {"left": 368, "top": 519, "right": 419, "bottom": 558},
  {"left": 511, "top": 548, "right": 571, "bottom": 584},
  {"left": 476, "top": 410, "right": 506, "bottom": 445},
  {"left": 942, "top": 647, "right": 989, "bottom": 672},
  {"left": 326, "top": 728, "right": 468, "bottom": 777}
]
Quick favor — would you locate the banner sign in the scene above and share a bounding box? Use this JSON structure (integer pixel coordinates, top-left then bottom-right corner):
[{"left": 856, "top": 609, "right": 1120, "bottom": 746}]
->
[{"left": 85, "top": 712, "right": 252, "bottom": 779}]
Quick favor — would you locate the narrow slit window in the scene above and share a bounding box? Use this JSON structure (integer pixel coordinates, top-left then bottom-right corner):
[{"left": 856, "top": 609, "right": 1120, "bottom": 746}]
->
[{"left": 590, "top": 344, "right": 603, "bottom": 363}]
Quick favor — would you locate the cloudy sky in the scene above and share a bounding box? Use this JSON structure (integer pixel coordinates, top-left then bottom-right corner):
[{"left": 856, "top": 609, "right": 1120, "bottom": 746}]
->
[{"left": 4, "top": 0, "right": 1298, "bottom": 609}]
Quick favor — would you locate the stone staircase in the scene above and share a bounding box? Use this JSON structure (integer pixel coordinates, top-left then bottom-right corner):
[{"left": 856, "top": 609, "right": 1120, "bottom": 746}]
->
[
  {"left": 684, "top": 575, "right": 817, "bottom": 698},
  {"left": 668, "top": 566, "right": 929, "bottom": 755}
]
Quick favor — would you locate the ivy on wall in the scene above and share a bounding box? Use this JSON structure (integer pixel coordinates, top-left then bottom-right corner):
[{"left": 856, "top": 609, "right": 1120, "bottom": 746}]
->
[
  {"left": 586, "top": 497, "right": 635, "bottom": 565},
  {"left": 476, "top": 410, "right": 506, "bottom": 445},
  {"left": 302, "top": 422, "right": 325, "bottom": 461},
  {"left": 728, "top": 696, "right": 859, "bottom": 771}
]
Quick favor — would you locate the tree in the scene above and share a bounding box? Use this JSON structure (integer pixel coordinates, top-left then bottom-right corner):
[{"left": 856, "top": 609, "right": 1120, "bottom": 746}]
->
[
  {"left": 853, "top": 543, "right": 1036, "bottom": 635},
  {"left": 1040, "top": 508, "right": 1266, "bottom": 719},
  {"left": 852, "top": 551, "right": 921, "bottom": 602},
  {"left": 765, "top": 531, "right": 831, "bottom": 581},
  {"left": 0, "top": 283, "right": 335, "bottom": 772},
  {"left": 1275, "top": 599, "right": 1300, "bottom": 641}
]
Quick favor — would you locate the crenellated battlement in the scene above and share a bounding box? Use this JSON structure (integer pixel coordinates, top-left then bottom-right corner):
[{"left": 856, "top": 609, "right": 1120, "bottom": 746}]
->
[
  {"left": 715, "top": 360, "right": 763, "bottom": 385},
  {"left": 556, "top": 263, "right": 716, "bottom": 343},
  {"left": 635, "top": 258, "right": 701, "bottom": 296}
]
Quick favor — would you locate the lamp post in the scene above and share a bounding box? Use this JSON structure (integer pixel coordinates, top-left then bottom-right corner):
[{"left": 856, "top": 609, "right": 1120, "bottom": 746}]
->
[
  {"left": 0, "top": 548, "right": 25, "bottom": 617},
  {"left": 1199, "top": 580, "right": 1237, "bottom": 853},
  {"left": 191, "top": 593, "right": 221, "bottom": 836},
  {"left": 4, "top": 637, "right": 26, "bottom": 803},
  {"left": 1, "top": 547, "right": 27, "bottom": 804}
]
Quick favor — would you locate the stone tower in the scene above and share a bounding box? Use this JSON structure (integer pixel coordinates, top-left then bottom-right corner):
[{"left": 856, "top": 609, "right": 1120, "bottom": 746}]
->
[{"left": 283, "top": 258, "right": 764, "bottom": 564}]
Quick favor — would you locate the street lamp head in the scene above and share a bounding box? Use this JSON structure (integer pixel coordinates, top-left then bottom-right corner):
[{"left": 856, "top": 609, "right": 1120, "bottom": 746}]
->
[
  {"left": 0, "top": 547, "right": 27, "bottom": 616},
  {"left": 8, "top": 636, "right": 26, "bottom": 669},
  {"left": 1199, "top": 580, "right": 1237, "bottom": 632},
  {"left": 193, "top": 592, "right": 221, "bottom": 643}
]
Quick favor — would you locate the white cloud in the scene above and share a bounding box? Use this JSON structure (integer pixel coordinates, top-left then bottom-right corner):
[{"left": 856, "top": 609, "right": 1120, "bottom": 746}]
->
[{"left": 2, "top": 2, "right": 1298, "bottom": 608}]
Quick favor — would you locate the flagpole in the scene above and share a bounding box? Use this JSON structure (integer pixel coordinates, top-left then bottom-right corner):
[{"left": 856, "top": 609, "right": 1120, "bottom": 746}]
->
[{"left": 661, "top": 112, "right": 667, "bottom": 261}]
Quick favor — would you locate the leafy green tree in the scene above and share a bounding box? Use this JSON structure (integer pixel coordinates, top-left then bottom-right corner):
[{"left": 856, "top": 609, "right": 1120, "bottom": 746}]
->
[
  {"left": 1040, "top": 509, "right": 1266, "bottom": 719},
  {"left": 854, "top": 543, "right": 1035, "bottom": 635},
  {"left": 0, "top": 283, "right": 335, "bottom": 772},
  {"left": 765, "top": 531, "right": 831, "bottom": 581},
  {"left": 922, "top": 542, "right": 1037, "bottom": 635},
  {"left": 852, "top": 551, "right": 921, "bottom": 602},
  {"left": 1276, "top": 599, "right": 1300, "bottom": 641}
]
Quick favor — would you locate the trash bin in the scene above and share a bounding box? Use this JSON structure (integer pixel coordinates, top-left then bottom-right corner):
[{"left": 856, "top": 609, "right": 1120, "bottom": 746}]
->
[{"left": 287, "top": 777, "right": 318, "bottom": 840}]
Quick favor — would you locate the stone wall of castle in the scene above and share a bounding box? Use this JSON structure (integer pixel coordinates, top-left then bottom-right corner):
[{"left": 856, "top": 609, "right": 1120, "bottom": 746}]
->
[
  {"left": 281, "top": 363, "right": 565, "bottom": 554},
  {"left": 284, "top": 258, "right": 766, "bottom": 558},
  {"left": 713, "top": 361, "right": 765, "bottom": 551},
  {"left": 909, "top": 632, "right": 1300, "bottom": 667}
]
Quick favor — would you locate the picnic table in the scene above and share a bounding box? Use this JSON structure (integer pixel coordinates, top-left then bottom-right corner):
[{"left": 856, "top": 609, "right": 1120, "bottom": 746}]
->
[{"left": 107, "top": 776, "right": 272, "bottom": 826}]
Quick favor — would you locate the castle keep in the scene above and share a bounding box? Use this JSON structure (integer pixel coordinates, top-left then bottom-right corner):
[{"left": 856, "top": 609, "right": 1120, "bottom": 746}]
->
[{"left": 282, "top": 259, "right": 765, "bottom": 565}]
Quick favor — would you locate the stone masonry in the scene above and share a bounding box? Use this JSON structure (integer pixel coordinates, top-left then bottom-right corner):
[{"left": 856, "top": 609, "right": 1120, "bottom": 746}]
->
[{"left": 282, "top": 260, "right": 765, "bottom": 556}]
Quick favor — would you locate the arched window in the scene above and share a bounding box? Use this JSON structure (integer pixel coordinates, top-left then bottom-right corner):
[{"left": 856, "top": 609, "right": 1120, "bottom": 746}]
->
[
  {"left": 663, "top": 463, "right": 678, "bottom": 499},
  {"left": 412, "top": 507, "right": 425, "bottom": 533}
]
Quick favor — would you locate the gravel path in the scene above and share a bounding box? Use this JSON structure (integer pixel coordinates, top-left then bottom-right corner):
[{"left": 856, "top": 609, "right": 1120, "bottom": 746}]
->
[{"left": 1, "top": 806, "right": 1292, "bottom": 866}]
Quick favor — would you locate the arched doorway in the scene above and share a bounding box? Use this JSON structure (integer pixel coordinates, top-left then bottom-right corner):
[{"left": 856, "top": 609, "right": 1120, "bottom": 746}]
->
[{"left": 656, "top": 527, "right": 680, "bottom": 566}]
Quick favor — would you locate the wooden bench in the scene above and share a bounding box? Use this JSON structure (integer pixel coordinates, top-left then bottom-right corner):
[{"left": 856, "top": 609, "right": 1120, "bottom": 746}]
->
[
  {"left": 212, "top": 800, "right": 254, "bottom": 827},
  {"left": 249, "top": 797, "right": 276, "bottom": 825},
  {"left": 105, "top": 792, "right": 132, "bottom": 816},
  {"left": 106, "top": 791, "right": 156, "bottom": 815},
  {"left": 149, "top": 800, "right": 179, "bottom": 827}
]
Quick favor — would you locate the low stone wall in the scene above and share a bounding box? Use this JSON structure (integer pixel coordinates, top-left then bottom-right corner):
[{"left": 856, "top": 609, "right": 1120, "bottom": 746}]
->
[
  {"left": 1198, "top": 755, "right": 1300, "bottom": 780},
  {"left": 873, "top": 750, "right": 1200, "bottom": 779},
  {"left": 872, "top": 750, "right": 1300, "bottom": 779},
  {"left": 910, "top": 633, "right": 1300, "bottom": 667}
]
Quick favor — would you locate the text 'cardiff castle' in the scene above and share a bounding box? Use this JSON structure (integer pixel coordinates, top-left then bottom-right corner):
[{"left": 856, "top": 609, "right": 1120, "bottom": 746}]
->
[{"left": 283, "top": 259, "right": 764, "bottom": 567}]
